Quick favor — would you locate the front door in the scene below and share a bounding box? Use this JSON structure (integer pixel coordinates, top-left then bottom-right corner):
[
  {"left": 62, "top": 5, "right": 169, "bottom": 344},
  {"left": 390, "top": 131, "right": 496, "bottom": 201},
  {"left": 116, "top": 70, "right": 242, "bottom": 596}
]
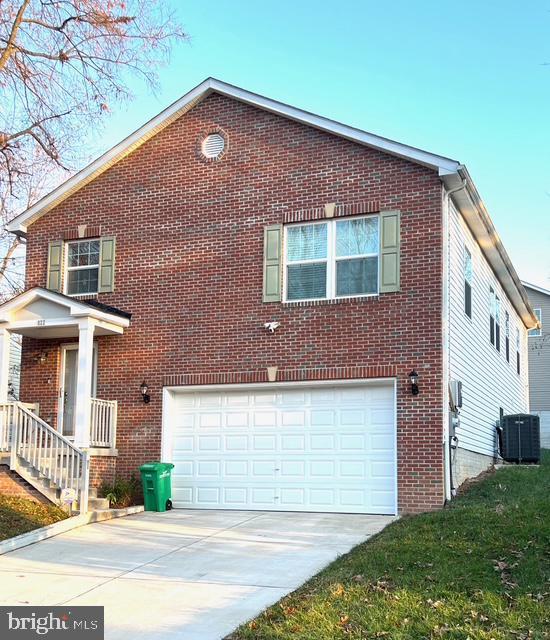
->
[{"left": 59, "top": 344, "right": 97, "bottom": 438}]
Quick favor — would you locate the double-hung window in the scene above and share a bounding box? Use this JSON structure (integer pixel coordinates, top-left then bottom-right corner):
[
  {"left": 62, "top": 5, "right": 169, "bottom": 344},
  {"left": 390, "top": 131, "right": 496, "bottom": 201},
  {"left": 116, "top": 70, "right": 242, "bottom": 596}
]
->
[
  {"left": 495, "top": 295, "right": 501, "bottom": 352},
  {"left": 66, "top": 239, "right": 100, "bottom": 295},
  {"left": 528, "top": 309, "right": 542, "bottom": 337},
  {"left": 489, "top": 287, "right": 500, "bottom": 351},
  {"left": 285, "top": 216, "right": 379, "bottom": 301},
  {"left": 505, "top": 311, "right": 510, "bottom": 362},
  {"left": 464, "top": 246, "right": 472, "bottom": 318},
  {"left": 516, "top": 327, "right": 521, "bottom": 374}
]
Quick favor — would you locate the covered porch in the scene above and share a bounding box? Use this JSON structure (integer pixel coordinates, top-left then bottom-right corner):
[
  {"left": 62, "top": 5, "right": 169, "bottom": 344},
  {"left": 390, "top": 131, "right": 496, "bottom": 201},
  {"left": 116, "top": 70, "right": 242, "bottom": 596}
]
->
[{"left": 0, "top": 287, "right": 130, "bottom": 450}]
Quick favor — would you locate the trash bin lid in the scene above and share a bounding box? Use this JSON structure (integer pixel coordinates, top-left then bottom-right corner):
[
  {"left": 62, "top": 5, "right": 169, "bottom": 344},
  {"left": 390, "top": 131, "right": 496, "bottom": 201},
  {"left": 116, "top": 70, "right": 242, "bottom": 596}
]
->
[{"left": 139, "top": 461, "right": 174, "bottom": 472}]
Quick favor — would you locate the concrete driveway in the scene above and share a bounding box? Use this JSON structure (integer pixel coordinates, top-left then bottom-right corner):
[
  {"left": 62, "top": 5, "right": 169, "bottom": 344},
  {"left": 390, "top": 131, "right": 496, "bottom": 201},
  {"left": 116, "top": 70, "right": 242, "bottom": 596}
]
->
[{"left": 0, "top": 510, "right": 394, "bottom": 640}]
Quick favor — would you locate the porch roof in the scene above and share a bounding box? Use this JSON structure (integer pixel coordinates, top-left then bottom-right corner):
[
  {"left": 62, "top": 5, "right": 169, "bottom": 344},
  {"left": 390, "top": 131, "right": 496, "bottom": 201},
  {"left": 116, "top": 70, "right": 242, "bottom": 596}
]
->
[{"left": 0, "top": 288, "right": 131, "bottom": 338}]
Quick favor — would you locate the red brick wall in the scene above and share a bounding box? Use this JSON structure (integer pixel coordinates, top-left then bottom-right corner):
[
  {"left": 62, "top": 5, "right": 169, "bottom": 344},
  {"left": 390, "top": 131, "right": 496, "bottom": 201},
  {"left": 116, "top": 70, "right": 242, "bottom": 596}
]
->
[
  {"left": 89, "top": 457, "right": 116, "bottom": 489},
  {"left": 0, "top": 465, "right": 49, "bottom": 503},
  {"left": 21, "top": 93, "right": 445, "bottom": 513}
]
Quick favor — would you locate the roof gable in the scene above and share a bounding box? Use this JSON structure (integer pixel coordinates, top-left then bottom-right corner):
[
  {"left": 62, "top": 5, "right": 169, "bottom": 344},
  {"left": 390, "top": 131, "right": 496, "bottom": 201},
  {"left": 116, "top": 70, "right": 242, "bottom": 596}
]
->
[
  {"left": 0, "top": 288, "right": 131, "bottom": 324},
  {"left": 3, "top": 79, "right": 537, "bottom": 330},
  {"left": 6, "top": 78, "right": 460, "bottom": 235}
]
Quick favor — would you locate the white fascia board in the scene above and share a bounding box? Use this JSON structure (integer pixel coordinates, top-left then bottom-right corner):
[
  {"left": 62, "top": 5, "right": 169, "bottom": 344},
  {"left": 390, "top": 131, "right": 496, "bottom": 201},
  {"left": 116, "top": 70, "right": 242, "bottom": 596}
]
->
[
  {"left": 0, "top": 287, "right": 130, "bottom": 329},
  {"left": 6, "top": 78, "right": 460, "bottom": 234},
  {"left": 0, "top": 288, "right": 58, "bottom": 319},
  {"left": 522, "top": 281, "right": 550, "bottom": 297},
  {"left": 208, "top": 80, "right": 460, "bottom": 174},
  {"left": 71, "top": 309, "right": 130, "bottom": 328},
  {"left": 442, "top": 170, "right": 538, "bottom": 329},
  {"left": 6, "top": 78, "right": 216, "bottom": 234}
]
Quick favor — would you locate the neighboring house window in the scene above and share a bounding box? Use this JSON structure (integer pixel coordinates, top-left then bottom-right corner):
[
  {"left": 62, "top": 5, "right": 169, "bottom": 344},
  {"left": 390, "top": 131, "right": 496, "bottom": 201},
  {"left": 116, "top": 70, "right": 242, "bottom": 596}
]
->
[
  {"left": 66, "top": 239, "right": 100, "bottom": 295},
  {"left": 464, "top": 246, "right": 472, "bottom": 318},
  {"left": 528, "top": 308, "right": 542, "bottom": 337},
  {"left": 516, "top": 327, "right": 521, "bottom": 375},
  {"left": 505, "top": 311, "right": 510, "bottom": 363},
  {"left": 285, "top": 216, "right": 379, "bottom": 301},
  {"left": 489, "top": 287, "right": 500, "bottom": 351}
]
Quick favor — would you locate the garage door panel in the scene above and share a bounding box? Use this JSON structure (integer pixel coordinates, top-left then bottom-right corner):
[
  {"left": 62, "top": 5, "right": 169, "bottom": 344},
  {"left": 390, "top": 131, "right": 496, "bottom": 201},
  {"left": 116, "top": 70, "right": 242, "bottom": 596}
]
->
[
  {"left": 167, "top": 383, "right": 396, "bottom": 514},
  {"left": 370, "top": 433, "right": 394, "bottom": 451},
  {"left": 198, "top": 435, "right": 221, "bottom": 451},
  {"left": 173, "top": 432, "right": 395, "bottom": 460},
  {"left": 280, "top": 390, "right": 307, "bottom": 404},
  {"left": 225, "top": 412, "right": 249, "bottom": 428},
  {"left": 172, "top": 485, "right": 396, "bottom": 515},
  {"left": 174, "top": 457, "right": 393, "bottom": 484},
  {"left": 225, "top": 435, "right": 248, "bottom": 451}
]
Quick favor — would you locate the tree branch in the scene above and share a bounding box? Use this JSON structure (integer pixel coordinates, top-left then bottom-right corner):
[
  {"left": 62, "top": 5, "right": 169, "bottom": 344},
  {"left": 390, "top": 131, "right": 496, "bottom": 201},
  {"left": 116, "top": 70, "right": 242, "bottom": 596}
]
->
[{"left": 0, "top": 0, "right": 31, "bottom": 71}]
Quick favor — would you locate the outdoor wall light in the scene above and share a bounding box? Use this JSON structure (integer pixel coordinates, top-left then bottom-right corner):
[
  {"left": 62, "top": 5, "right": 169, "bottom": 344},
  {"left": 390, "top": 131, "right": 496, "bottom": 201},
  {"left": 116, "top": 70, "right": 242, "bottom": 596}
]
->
[
  {"left": 34, "top": 351, "right": 48, "bottom": 364},
  {"left": 409, "top": 370, "right": 419, "bottom": 396},
  {"left": 140, "top": 381, "right": 151, "bottom": 404}
]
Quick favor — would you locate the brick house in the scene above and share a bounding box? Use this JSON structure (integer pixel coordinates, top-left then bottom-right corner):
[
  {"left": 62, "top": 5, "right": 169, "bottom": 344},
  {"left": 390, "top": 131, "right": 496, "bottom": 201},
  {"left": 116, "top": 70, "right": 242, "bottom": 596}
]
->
[{"left": 0, "top": 78, "right": 538, "bottom": 514}]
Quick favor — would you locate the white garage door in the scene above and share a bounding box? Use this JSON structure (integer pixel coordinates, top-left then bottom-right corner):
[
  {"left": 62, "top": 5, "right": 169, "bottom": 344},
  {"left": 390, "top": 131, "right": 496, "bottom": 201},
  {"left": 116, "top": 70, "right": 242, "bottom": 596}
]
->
[{"left": 165, "top": 382, "right": 396, "bottom": 515}]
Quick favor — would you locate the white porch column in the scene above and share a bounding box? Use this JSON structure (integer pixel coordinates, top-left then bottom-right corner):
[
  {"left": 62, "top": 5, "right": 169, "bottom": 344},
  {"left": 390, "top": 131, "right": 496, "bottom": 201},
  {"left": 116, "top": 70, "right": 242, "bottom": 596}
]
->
[
  {"left": 74, "top": 318, "right": 95, "bottom": 448},
  {"left": 0, "top": 328, "right": 11, "bottom": 402}
]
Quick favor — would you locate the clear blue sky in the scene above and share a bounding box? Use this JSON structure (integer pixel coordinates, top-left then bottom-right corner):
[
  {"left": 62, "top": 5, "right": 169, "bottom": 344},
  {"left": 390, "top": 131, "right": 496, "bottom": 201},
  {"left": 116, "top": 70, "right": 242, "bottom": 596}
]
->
[{"left": 97, "top": 0, "right": 550, "bottom": 289}]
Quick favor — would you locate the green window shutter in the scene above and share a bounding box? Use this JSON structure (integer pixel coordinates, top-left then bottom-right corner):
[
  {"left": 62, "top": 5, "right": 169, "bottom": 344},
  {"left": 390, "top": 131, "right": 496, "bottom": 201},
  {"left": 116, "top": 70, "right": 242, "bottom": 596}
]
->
[
  {"left": 98, "top": 236, "right": 116, "bottom": 293},
  {"left": 263, "top": 224, "right": 282, "bottom": 302},
  {"left": 379, "top": 210, "right": 401, "bottom": 293},
  {"left": 46, "top": 240, "right": 63, "bottom": 292}
]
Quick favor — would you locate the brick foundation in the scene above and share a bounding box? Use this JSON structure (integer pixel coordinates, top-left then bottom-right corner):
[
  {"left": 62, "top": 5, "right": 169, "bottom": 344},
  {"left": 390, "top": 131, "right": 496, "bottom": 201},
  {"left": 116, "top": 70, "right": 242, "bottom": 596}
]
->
[
  {"left": 0, "top": 465, "right": 49, "bottom": 503},
  {"left": 89, "top": 457, "right": 117, "bottom": 489}
]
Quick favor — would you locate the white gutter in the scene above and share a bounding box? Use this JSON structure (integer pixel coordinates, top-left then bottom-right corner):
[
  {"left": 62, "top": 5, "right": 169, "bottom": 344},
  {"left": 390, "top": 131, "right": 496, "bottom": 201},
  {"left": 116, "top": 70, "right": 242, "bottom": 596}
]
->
[
  {"left": 442, "top": 168, "right": 537, "bottom": 329},
  {"left": 441, "top": 179, "right": 467, "bottom": 502}
]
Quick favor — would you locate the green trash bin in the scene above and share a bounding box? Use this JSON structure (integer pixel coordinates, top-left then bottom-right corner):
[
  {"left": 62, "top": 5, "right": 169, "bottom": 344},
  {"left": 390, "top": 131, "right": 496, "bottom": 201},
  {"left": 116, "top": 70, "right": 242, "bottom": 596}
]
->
[{"left": 140, "top": 462, "right": 174, "bottom": 512}]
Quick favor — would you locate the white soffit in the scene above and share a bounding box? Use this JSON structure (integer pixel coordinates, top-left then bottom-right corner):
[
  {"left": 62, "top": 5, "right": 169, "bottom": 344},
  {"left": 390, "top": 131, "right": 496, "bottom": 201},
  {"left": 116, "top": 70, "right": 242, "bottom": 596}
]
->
[{"left": 443, "top": 169, "right": 537, "bottom": 329}]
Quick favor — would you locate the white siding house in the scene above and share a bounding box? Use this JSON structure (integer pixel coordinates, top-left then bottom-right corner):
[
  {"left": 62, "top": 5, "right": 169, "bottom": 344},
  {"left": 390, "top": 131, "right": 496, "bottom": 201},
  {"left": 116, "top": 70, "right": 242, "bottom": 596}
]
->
[
  {"left": 446, "top": 200, "right": 529, "bottom": 484},
  {"left": 523, "top": 282, "right": 550, "bottom": 448}
]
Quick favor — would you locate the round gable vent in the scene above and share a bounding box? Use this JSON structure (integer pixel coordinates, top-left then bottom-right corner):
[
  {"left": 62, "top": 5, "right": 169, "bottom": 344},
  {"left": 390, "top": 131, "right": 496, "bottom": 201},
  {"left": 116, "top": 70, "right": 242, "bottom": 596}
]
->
[{"left": 201, "top": 133, "right": 225, "bottom": 159}]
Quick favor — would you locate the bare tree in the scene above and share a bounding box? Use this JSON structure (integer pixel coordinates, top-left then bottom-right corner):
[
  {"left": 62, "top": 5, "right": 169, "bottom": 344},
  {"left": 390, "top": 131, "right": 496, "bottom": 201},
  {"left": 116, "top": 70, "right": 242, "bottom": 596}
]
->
[
  {"left": 0, "top": 162, "right": 52, "bottom": 301},
  {"left": 0, "top": 0, "right": 186, "bottom": 296}
]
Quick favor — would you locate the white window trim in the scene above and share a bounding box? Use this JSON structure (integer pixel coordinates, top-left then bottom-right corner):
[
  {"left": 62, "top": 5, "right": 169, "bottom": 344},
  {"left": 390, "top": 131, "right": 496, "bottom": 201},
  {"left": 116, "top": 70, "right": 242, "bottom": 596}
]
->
[
  {"left": 64, "top": 239, "right": 100, "bottom": 297},
  {"left": 516, "top": 326, "right": 521, "bottom": 375},
  {"left": 463, "top": 246, "right": 472, "bottom": 284},
  {"left": 528, "top": 308, "right": 542, "bottom": 338},
  {"left": 463, "top": 245, "right": 473, "bottom": 320},
  {"left": 282, "top": 214, "right": 380, "bottom": 303},
  {"left": 489, "top": 286, "right": 501, "bottom": 352},
  {"left": 505, "top": 310, "right": 510, "bottom": 363}
]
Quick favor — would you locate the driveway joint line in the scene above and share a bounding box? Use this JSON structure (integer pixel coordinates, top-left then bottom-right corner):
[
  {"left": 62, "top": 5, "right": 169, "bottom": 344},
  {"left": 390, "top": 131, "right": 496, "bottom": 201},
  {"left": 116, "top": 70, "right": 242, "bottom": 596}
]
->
[{"left": 117, "top": 576, "right": 292, "bottom": 589}]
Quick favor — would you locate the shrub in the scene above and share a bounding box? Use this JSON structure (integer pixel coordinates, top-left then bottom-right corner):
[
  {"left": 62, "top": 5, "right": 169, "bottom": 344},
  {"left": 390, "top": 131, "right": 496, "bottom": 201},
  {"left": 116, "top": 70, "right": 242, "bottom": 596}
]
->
[{"left": 99, "top": 475, "right": 141, "bottom": 508}]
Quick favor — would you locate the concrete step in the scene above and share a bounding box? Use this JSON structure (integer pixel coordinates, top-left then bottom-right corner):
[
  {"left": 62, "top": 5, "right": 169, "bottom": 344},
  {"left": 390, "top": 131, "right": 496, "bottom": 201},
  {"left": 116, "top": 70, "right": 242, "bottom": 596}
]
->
[
  {"left": 14, "top": 464, "right": 59, "bottom": 505},
  {"left": 88, "top": 496, "right": 110, "bottom": 510},
  {"left": 89, "top": 487, "right": 98, "bottom": 499},
  {"left": 38, "top": 476, "right": 56, "bottom": 490}
]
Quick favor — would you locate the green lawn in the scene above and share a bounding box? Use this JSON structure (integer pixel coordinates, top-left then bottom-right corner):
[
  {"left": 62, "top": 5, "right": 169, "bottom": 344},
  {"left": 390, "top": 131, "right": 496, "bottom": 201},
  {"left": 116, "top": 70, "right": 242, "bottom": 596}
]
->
[
  {"left": 0, "top": 495, "right": 67, "bottom": 541},
  {"left": 230, "top": 451, "right": 550, "bottom": 640}
]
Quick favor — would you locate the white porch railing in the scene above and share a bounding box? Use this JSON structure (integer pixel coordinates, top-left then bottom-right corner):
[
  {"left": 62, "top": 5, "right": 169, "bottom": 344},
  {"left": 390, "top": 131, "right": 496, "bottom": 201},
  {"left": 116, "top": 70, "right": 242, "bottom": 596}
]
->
[
  {"left": 0, "top": 402, "right": 14, "bottom": 452},
  {"left": 0, "top": 402, "right": 89, "bottom": 513},
  {"left": 90, "top": 398, "right": 117, "bottom": 448}
]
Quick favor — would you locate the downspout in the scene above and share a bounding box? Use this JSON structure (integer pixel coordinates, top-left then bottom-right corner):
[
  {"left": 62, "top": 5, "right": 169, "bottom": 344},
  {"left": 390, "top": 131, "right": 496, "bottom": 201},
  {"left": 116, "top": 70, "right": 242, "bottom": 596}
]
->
[{"left": 442, "top": 178, "right": 467, "bottom": 503}]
